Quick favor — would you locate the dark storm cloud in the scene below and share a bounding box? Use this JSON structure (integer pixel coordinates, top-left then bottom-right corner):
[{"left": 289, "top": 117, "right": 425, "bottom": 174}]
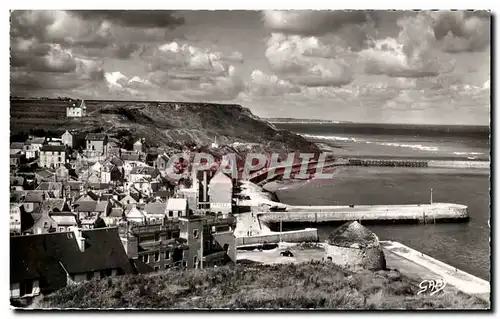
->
[
  {"left": 262, "top": 10, "right": 370, "bottom": 36},
  {"left": 68, "top": 10, "right": 185, "bottom": 28}
]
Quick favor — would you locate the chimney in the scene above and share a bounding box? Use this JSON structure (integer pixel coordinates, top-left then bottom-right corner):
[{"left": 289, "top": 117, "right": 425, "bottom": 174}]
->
[
  {"left": 71, "top": 227, "right": 86, "bottom": 252},
  {"left": 203, "top": 170, "right": 208, "bottom": 203}
]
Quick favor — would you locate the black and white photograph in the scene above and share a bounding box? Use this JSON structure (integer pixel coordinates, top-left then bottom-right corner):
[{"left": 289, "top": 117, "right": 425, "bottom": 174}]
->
[{"left": 8, "top": 8, "right": 491, "bottom": 310}]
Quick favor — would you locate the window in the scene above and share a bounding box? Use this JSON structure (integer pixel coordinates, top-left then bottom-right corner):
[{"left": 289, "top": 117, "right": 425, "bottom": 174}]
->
[
  {"left": 193, "top": 229, "right": 199, "bottom": 239},
  {"left": 154, "top": 252, "right": 160, "bottom": 262},
  {"left": 164, "top": 251, "right": 170, "bottom": 260},
  {"left": 154, "top": 266, "right": 160, "bottom": 271},
  {"left": 154, "top": 233, "right": 160, "bottom": 241},
  {"left": 20, "top": 280, "right": 33, "bottom": 296},
  {"left": 168, "top": 210, "right": 173, "bottom": 217},
  {"left": 92, "top": 145, "right": 95, "bottom": 151},
  {"left": 58, "top": 157, "right": 61, "bottom": 162},
  {"left": 165, "top": 264, "right": 170, "bottom": 269},
  {"left": 143, "top": 254, "right": 149, "bottom": 263},
  {"left": 59, "top": 227, "right": 65, "bottom": 232},
  {"left": 172, "top": 230, "right": 180, "bottom": 238},
  {"left": 87, "top": 272, "right": 93, "bottom": 280},
  {"left": 43, "top": 222, "right": 49, "bottom": 228}
]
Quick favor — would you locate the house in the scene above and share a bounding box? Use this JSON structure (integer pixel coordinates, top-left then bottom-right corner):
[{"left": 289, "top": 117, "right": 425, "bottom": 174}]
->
[
  {"left": 10, "top": 142, "right": 25, "bottom": 155},
  {"left": 155, "top": 154, "right": 170, "bottom": 171},
  {"left": 122, "top": 160, "right": 147, "bottom": 180},
  {"left": 120, "top": 194, "right": 139, "bottom": 206},
  {"left": 66, "top": 99, "right": 87, "bottom": 117},
  {"left": 10, "top": 153, "right": 22, "bottom": 167},
  {"left": 23, "top": 191, "right": 47, "bottom": 213},
  {"left": 101, "top": 165, "right": 122, "bottom": 184},
  {"left": 10, "top": 203, "right": 24, "bottom": 235},
  {"left": 129, "top": 166, "right": 160, "bottom": 183},
  {"left": 125, "top": 205, "right": 146, "bottom": 224},
  {"left": 35, "top": 169, "right": 56, "bottom": 184},
  {"left": 36, "top": 182, "right": 64, "bottom": 198},
  {"left": 24, "top": 137, "right": 46, "bottom": 159},
  {"left": 133, "top": 139, "right": 144, "bottom": 153},
  {"left": 50, "top": 212, "right": 79, "bottom": 232},
  {"left": 61, "top": 130, "right": 85, "bottom": 149},
  {"left": 73, "top": 198, "right": 98, "bottom": 220},
  {"left": 55, "top": 165, "right": 70, "bottom": 181},
  {"left": 207, "top": 172, "right": 233, "bottom": 216},
  {"left": 10, "top": 227, "right": 135, "bottom": 300},
  {"left": 46, "top": 137, "right": 63, "bottom": 146},
  {"left": 144, "top": 202, "right": 167, "bottom": 223},
  {"left": 166, "top": 198, "right": 187, "bottom": 219},
  {"left": 40, "top": 198, "right": 72, "bottom": 215},
  {"left": 10, "top": 176, "right": 25, "bottom": 191},
  {"left": 39, "top": 145, "right": 66, "bottom": 168},
  {"left": 85, "top": 133, "right": 108, "bottom": 155}
]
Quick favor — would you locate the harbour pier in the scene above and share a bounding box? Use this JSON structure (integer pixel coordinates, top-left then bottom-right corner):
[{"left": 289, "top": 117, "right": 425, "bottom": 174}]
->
[{"left": 258, "top": 203, "right": 469, "bottom": 224}]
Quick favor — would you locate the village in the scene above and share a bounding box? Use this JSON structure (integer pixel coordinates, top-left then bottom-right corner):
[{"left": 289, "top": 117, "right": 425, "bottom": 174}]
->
[
  {"left": 9, "top": 99, "right": 491, "bottom": 306},
  {"left": 9, "top": 99, "right": 244, "bottom": 301}
]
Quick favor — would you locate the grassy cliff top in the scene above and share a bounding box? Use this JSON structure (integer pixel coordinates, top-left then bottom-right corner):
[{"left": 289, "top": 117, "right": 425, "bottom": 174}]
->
[{"left": 29, "top": 261, "right": 488, "bottom": 310}]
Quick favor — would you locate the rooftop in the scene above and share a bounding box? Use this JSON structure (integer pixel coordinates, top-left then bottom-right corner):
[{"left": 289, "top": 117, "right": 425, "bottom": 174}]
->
[
  {"left": 327, "top": 221, "right": 380, "bottom": 248},
  {"left": 85, "top": 133, "right": 107, "bottom": 141},
  {"left": 40, "top": 145, "right": 66, "bottom": 152}
]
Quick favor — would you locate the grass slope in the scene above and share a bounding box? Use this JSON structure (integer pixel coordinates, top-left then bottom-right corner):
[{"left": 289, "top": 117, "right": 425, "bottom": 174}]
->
[{"left": 31, "top": 262, "right": 488, "bottom": 310}]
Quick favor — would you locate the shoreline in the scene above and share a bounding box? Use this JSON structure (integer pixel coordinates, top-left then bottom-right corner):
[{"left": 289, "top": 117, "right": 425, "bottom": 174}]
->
[{"left": 236, "top": 241, "right": 490, "bottom": 303}]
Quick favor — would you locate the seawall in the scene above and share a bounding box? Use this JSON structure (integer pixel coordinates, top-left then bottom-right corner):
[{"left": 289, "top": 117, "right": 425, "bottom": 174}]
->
[
  {"left": 346, "top": 158, "right": 489, "bottom": 169},
  {"left": 258, "top": 203, "right": 469, "bottom": 224},
  {"left": 236, "top": 228, "right": 318, "bottom": 246},
  {"left": 381, "top": 241, "right": 490, "bottom": 302}
]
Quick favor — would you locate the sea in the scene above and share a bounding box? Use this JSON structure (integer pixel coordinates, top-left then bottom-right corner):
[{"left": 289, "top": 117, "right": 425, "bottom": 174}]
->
[{"left": 272, "top": 122, "right": 491, "bottom": 281}]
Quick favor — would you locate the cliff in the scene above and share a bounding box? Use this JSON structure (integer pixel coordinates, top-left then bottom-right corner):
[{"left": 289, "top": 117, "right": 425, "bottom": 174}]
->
[{"left": 10, "top": 98, "right": 318, "bottom": 156}]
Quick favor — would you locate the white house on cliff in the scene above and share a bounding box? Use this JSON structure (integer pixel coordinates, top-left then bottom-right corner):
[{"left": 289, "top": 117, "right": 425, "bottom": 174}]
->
[{"left": 66, "top": 99, "right": 87, "bottom": 117}]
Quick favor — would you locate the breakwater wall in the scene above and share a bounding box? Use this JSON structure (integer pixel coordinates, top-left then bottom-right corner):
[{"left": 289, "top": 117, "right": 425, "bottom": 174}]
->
[
  {"left": 347, "top": 158, "right": 489, "bottom": 169},
  {"left": 236, "top": 228, "right": 318, "bottom": 246},
  {"left": 381, "top": 241, "right": 490, "bottom": 302},
  {"left": 258, "top": 203, "right": 469, "bottom": 224}
]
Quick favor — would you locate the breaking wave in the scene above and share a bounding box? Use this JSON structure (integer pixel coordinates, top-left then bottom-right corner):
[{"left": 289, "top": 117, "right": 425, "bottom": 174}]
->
[{"left": 300, "top": 133, "right": 440, "bottom": 152}]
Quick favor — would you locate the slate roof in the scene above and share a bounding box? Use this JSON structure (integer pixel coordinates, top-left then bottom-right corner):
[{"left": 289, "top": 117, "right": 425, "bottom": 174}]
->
[
  {"left": 10, "top": 142, "right": 25, "bottom": 149},
  {"left": 110, "top": 157, "right": 124, "bottom": 167},
  {"left": 40, "top": 199, "right": 70, "bottom": 213},
  {"left": 10, "top": 227, "right": 135, "bottom": 286},
  {"left": 95, "top": 201, "right": 109, "bottom": 213},
  {"left": 36, "top": 182, "right": 63, "bottom": 192},
  {"left": 154, "top": 190, "right": 171, "bottom": 198},
  {"left": 50, "top": 212, "right": 78, "bottom": 225},
  {"left": 130, "top": 166, "right": 159, "bottom": 176},
  {"left": 122, "top": 154, "right": 140, "bottom": 161},
  {"left": 327, "top": 221, "right": 380, "bottom": 248},
  {"left": 24, "top": 191, "right": 46, "bottom": 203},
  {"left": 25, "top": 137, "right": 46, "bottom": 145},
  {"left": 85, "top": 133, "right": 106, "bottom": 141},
  {"left": 144, "top": 203, "right": 167, "bottom": 216},
  {"left": 74, "top": 200, "right": 98, "bottom": 212},
  {"left": 40, "top": 145, "right": 66, "bottom": 152},
  {"left": 108, "top": 207, "right": 124, "bottom": 218},
  {"left": 66, "top": 181, "right": 83, "bottom": 191},
  {"left": 129, "top": 259, "right": 154, "bottom": 274}
]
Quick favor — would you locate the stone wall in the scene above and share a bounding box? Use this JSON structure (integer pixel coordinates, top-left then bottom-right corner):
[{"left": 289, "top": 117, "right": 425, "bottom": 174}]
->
[{"left": 324, "top": 243, "right": 386, "bottom": 271}]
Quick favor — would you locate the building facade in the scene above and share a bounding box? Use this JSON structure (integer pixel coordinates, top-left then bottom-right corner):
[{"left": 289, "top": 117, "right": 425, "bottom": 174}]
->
[
  {"left": 66, "top": 99, "right": 87, "bottom": 117},
  {"left": 39, "top": 145, "right": 66, "bottom": 168}
]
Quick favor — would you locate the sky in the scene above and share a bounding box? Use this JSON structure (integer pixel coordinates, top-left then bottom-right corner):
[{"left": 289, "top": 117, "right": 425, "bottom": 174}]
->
[{"left": 10, "top": 10, "right": 491, "bottom": 125}]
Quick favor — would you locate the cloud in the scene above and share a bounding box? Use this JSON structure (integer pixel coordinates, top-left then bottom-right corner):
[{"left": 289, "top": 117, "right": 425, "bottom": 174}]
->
[
  {"left": 144, "top": 41, "right": 245, "bottom": 101},
  {"left": 247, "top": 69, "right": 301, "bottom": 97},
  {"left": 430, "top": 11, "right": 490, "bottom": 53},
  {"left": 359, "top": 14, "right": 455, "bottom": 78},
  {"left": 262, "top": 10, "right": 370, "bottom": 36},
  {"left": 265, "top": 33, "right": 353, "bottom": 87},
  {"left": 69, "top": 10, "right": 184, "bottom": 28},
  {"left": 11, "top": 57, "right": 104, "bottom": 95}
]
